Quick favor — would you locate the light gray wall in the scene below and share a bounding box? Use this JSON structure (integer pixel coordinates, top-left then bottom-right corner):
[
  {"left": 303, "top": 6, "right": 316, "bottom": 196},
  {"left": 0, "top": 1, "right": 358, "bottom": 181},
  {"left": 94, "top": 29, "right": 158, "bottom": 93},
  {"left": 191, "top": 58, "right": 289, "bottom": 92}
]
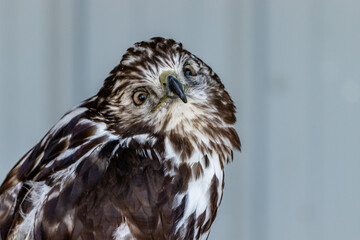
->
[{"left": 1, "top": 1, "right": 360, "bottom": 240}]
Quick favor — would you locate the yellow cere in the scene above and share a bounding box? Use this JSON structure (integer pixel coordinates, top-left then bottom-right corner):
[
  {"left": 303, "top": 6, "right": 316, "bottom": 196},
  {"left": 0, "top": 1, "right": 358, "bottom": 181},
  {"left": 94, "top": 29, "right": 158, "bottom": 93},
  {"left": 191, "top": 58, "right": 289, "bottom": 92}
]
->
[{"left": 159, "top": 71, "right": 178, "bottom": 89}]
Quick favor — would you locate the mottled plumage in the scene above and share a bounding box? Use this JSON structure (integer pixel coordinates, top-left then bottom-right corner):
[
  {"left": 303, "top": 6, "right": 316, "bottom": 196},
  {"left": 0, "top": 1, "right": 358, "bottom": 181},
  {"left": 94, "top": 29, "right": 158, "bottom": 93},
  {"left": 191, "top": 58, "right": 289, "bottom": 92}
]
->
[{"left": 0, "top": 37, "right": 240, "bottom": 240}]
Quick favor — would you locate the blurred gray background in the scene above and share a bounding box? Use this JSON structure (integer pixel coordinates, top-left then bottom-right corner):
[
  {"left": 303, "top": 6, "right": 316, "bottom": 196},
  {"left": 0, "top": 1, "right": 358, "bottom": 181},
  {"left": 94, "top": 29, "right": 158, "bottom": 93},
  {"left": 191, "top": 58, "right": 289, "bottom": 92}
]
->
[{"left": 1, "top": 1, "right": 360, "bottom": 240}]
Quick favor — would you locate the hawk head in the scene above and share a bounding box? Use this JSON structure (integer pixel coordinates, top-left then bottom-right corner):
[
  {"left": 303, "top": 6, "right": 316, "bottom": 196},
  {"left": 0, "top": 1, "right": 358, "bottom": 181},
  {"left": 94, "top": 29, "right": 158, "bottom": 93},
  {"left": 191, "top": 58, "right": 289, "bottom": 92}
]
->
[{"left": 96, "top": 37, "right": 240, "bottom": 161}]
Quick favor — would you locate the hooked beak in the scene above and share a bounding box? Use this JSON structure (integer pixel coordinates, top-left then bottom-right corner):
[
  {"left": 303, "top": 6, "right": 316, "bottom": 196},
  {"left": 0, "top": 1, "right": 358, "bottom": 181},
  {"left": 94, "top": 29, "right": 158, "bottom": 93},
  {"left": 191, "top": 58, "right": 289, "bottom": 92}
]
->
[
  {"left": 166, "top": 75, "right": 187, "bottom": 103},
  {"left": 152, "top": 71, "right": 188, "bottom": 112}
]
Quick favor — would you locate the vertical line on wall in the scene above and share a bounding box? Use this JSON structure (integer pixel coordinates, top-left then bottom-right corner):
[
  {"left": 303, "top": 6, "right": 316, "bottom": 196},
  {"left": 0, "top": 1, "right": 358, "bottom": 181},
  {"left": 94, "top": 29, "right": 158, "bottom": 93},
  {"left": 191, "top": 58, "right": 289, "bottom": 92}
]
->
[
  {"left": 73, "top": 1, "right": 89, "bottom": 104},
  {"left": 47, "top": 1, "right": 61, "bottom": 120},
  {"left": 304, "top": 1, "right": 324, "bottom": 238},
  {"left": 251, "top": 0, "right": 270, "bottom": 239}
]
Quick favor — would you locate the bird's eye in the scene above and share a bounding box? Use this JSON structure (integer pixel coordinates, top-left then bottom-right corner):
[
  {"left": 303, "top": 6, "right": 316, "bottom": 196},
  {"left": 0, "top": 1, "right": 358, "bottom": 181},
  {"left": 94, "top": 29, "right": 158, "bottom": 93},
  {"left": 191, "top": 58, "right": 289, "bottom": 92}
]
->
[
  {"left": 133, "top": 91, "right": 148, "bottom": 105},
  {"left": 183, "top": 65, "right": 196, "bottom": 77}
]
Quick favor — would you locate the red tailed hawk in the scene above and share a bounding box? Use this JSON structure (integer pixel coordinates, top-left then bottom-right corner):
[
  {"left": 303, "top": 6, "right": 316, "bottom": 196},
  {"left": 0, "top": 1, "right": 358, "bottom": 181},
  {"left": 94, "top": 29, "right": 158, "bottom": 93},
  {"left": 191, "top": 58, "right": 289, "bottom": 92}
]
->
[{"left": 0, "top": 37, "right": 241, "bottom": 240}]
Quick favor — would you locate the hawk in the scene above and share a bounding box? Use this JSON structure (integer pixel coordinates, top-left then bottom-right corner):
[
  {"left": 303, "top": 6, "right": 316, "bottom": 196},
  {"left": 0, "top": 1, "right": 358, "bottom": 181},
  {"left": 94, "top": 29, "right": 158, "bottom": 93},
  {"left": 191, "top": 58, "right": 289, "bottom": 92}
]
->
[{"left": 0, "top": 37, "right": 240, "bottom": 240}]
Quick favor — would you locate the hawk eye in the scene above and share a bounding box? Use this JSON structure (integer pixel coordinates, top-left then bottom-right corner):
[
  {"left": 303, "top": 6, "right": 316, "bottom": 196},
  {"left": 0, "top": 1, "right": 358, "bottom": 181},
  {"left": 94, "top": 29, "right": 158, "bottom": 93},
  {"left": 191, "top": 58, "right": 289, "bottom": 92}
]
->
[
  {"left": 183, "top": 65, "right": 196, "bottom": 77},
  {"left": 133, "top": 91, "right": 148, "bottom": 105}
]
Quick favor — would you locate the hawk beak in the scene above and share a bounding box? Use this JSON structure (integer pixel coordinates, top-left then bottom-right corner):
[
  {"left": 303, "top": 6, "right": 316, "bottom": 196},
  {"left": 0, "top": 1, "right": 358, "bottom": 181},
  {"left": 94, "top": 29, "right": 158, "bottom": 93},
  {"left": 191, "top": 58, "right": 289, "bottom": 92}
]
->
[
  {"left": 166, "top": 75, "right": 187, "bottom": 103},
  {"left": 159, "top": 71, "right": 187, "bottom": 103},
  {"left": 152, "top": 71, "right": 188, "bottom": 112}
]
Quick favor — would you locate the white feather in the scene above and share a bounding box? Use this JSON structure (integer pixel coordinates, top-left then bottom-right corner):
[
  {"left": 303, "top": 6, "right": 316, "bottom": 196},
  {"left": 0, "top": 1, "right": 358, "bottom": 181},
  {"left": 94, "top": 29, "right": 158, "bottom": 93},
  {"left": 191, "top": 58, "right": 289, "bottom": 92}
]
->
[
  {"left": 113, "top": 222, "right": 133, "bottom": 240},
  {"left": 10, "top": 181, "right": 50, "bottom": 240}
]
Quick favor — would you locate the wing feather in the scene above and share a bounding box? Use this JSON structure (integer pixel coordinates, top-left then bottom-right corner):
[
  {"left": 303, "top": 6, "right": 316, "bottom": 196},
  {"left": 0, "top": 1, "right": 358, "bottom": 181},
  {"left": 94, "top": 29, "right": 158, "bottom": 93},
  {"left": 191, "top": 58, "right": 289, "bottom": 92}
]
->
[{"left": 0, "top": 105, "right": 118, "bottom": 239}]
